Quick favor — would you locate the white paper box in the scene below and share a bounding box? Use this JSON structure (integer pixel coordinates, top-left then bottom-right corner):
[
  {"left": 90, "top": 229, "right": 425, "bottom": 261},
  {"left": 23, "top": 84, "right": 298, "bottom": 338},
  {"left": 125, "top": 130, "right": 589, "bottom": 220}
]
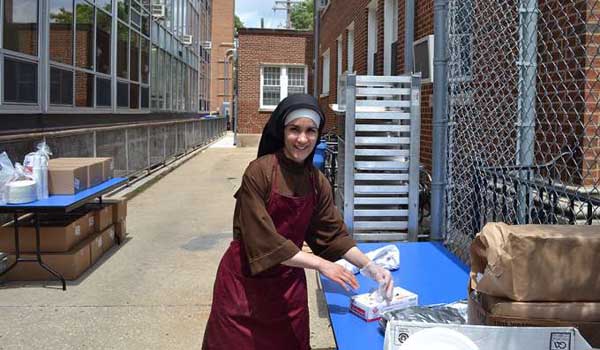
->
[
  {"left": 384, "top": 321, "right": 594, "bottom": 350},
  {"left": 350, "top": 287, "right": 418, "bottom": 322}
]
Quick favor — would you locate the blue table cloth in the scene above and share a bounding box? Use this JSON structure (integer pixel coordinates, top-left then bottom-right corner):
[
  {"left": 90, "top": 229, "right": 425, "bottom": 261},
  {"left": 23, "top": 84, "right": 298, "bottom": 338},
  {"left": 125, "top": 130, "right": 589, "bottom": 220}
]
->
[{"left": 319, "top": 241, "right": 469, "bottom": 350}]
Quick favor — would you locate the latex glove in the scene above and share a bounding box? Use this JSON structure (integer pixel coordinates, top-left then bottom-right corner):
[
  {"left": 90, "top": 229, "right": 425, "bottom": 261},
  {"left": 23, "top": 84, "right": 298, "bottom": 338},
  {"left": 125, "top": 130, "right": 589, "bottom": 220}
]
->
[{"left": 360, "top": 262, "right": 394, "bottom": 302}]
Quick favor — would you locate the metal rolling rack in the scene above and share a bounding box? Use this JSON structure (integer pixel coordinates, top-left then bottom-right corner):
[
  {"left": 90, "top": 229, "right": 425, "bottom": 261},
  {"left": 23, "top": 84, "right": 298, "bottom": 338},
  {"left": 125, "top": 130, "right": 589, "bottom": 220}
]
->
[{"left": 336, "top": 73, "right": 421, "bottom": 241}]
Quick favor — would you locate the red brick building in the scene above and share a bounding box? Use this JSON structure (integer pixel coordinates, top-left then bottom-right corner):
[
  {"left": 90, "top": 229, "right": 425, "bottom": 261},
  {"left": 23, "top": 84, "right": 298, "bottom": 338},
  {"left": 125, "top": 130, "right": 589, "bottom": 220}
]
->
[
  {"left": 317, "top": 0, "right": 435, "bottom": 170},
  {"left": 236, "top": 28, "right": 314, "bottom": 137},
  {"left": 210, "top": 0, "right": 235, "bottom": 114}
]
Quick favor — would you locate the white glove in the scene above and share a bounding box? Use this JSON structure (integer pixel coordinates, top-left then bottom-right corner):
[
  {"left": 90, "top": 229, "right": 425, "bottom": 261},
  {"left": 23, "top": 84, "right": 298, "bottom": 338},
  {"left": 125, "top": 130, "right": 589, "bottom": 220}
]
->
[{"left": 360, "top": 261, "right": 394, "bottom": 302}]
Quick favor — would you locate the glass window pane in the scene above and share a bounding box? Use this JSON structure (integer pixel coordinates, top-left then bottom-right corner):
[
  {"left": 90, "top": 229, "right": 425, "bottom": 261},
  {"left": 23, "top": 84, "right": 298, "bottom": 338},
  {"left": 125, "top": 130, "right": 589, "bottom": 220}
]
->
[
  {"left": 96, "top": 77, "right": 111, "bottom": 106},
  {"left": 130, "top": 31, "right": 140, "bottom": 82},
  {"left": 3, "top": 0, "right": 39, "bottom": 56},
  {"left": 287, "top": 67, "right": 305, "bottom": 96},
  {"left": 117, "top": 81, "right": 129, "bottom": 107},
  {"left": 117, "top": 23, "right": 128, "bottom": 78},
  {"left": 142, "top": 13, "right": 150, "bottom": 37},
  {"left": 141, "top": 86, "right": 149, "bottom": 108},
  {"left": 75, "top": 71, "right": 94, "bottom": 107},
  {"left": 262, "top": 67, "right": 280, "bottom": 106},
  {"left": 49, "top": 0, "right": 73, "bottom": 64},
  {"left": 131, "top": 9, "right": 141, "bottom": 28},
  {"left": 75, "top": 0, "right": 94, "bottom": 69},
  {"left": 130, "top": 83, "right": 139, "bottom": 109},
  {"left": 50, "top": 67, "right": 73, "bottom": 105},
  {"left": 97, "top": 0, "right": 112, "bottom": 13},
  {"left": 4, "top": 58, "right": 37, "bottom": 103},
  {"left": 141, "top": 38, "right": 149, "bottom": 84},
  {"left": 96, "top": 11, "right": 111, "bottom": 74},
  {"left": 117, "top": 0, "right": 129, "bottom": 22}
]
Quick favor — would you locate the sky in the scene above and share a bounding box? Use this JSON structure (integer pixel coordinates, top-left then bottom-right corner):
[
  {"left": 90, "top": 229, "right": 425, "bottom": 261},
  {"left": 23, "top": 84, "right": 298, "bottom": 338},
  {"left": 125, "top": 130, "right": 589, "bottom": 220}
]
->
[{"left": 235, "top": 0, "right": 292, "bottom": 29}]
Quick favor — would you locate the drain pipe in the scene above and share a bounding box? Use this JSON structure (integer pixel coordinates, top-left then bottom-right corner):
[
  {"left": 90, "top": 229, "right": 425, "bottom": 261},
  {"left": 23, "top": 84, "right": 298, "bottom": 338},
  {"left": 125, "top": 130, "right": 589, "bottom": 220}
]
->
[
  {"left": 404, "top": 0, "right": 414, "bottom": 73},
  {"left": 430, "top": 0, "right": 449, "bottom": 241}
]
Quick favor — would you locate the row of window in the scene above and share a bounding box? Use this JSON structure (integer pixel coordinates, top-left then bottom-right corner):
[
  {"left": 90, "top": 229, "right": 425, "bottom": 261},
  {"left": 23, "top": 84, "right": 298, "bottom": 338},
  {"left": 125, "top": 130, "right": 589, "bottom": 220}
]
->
[{"left": 0, "top": 0, "right": 210, "bottom": 112}]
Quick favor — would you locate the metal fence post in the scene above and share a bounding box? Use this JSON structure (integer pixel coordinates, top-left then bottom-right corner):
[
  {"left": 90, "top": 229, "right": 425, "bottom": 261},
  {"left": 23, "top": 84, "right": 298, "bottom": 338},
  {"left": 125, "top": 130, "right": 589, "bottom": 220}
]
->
[
  {"left": 408, "top": 74, "right": 422, "bottom": 241},
  {"left": 344, "top": 74, "right": 357, "bottom": 235}
]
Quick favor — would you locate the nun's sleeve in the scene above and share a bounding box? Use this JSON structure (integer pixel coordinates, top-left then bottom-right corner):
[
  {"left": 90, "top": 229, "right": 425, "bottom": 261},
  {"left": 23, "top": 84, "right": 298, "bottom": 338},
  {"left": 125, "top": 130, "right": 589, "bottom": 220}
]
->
[
  {"left": 306, "top": 170, "right": 356, "bottom": 261},
  {"left": 234, "top": 162, "right": 300, "bottom": 275}
]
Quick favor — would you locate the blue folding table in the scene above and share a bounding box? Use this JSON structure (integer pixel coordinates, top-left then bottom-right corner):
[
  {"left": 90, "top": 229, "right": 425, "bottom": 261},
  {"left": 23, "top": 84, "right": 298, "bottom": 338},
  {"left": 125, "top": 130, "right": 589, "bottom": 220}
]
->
[
  {"left": 319, "top": 242, "right": 470, "bottom": 350},
  {"left": 0, "top": 177, "right": 127, "bottom": 290}
]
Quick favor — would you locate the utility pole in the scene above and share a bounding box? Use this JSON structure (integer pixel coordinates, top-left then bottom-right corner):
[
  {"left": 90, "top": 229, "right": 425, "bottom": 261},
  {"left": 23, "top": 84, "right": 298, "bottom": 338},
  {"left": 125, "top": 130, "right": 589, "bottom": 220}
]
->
[{"left": 273, "top": 0, "right": 302, "bottom": 29}]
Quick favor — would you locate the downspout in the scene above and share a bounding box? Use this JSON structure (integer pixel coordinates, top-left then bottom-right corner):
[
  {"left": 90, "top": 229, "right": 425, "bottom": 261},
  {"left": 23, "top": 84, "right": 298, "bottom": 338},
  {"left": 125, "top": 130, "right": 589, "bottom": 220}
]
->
[
  {"left": 404, "top": 0, "right": 414, "bottom": 73},
  {"left": 313, "top": 0, "right": 320, "bottom": 97},
  {"left": 430, "top": 0, "right": 449, "bottom": 241}
]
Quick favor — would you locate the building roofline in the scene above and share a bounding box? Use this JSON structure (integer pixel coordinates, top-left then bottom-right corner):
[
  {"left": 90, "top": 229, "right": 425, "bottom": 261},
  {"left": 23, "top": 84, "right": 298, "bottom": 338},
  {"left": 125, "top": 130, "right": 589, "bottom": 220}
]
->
[{"left": 237, "top": 27, "right": 313, "bottom": 37}]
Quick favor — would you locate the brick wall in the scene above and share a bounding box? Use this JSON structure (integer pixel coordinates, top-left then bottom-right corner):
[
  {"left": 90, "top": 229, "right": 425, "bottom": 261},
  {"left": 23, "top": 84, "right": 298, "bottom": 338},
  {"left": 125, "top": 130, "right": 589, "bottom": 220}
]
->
[
  {"left": 318, "top": 0, "right": 435, "bottom": 169},
  {"left": 209, "top": 0, "right": 234, "bottom": 112},
  {"left": 237, "top": 28, "right": 314, "bottom": 134}
]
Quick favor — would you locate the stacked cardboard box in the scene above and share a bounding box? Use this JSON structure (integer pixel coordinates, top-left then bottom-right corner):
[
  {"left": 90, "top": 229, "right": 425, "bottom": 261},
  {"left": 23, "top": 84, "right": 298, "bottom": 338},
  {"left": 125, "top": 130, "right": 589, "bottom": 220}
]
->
[
  {"left": 469, "top": 223, "right": 600, "bottom": 347},
  {"left": 48, "top": 158, "right": 114, "bottom": 195},
  {"left": 0, "top": 205, "right": 117, "bottom": 281},
  {"left": 110, "top": 197, "right": 128, "bottom": 241}
]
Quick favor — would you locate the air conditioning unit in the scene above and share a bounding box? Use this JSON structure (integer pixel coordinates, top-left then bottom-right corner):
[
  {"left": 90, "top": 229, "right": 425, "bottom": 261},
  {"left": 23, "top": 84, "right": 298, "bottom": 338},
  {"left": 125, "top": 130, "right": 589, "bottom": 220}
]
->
[
  {"left": 413, "top": 34, "right": 434, "bottom": 82},
  {"left": 317, "top": 0, "right": 330, "bottom": 10},
  {"left": 181, "top": 34, "right": 193, "bottom": 45},
  {"left": 152, "top": 4, "right": 165, "bottom": 19},
  {"left": 202, "top": 41, "right": 212, "bottom": 50}
]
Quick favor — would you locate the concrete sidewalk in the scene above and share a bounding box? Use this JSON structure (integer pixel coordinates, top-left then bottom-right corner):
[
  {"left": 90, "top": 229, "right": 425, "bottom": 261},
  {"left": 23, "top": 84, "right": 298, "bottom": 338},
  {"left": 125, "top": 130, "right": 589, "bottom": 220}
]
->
[{"left": 0, "top": 135, "right": 336, "bottom": 349}]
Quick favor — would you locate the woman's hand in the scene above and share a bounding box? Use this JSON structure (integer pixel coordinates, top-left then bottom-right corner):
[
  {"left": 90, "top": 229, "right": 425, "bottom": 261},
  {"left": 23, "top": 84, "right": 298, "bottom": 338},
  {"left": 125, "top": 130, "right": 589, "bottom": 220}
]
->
[
  {"left": 360, "top": 262, "right": 394, "bottom": 301},
  {"left": 318, "top": 260, "right": 359, "bottom": 292}
]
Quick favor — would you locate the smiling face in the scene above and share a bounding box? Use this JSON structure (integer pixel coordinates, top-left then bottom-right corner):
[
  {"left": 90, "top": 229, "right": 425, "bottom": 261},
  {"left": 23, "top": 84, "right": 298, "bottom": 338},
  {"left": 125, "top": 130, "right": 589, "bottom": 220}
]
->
[{"left": 283, "top": 117, "right": 319, "bottom": 164}]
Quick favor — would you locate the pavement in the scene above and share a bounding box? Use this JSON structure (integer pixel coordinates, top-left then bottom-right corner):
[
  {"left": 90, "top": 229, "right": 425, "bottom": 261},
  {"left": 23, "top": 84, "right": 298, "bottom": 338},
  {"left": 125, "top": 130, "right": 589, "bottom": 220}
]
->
[{"left": 0, "top": 132, "right": 337, "bottom": 350}]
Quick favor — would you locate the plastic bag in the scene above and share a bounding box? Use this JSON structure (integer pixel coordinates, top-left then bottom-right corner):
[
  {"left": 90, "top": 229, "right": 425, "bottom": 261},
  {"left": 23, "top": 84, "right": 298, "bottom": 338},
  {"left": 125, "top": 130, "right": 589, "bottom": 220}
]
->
[
  {"left": 379, "top": 300, "right": 469, "bottom": 333},
  {"left": 0, "top": 152, "right": 16, "bottom": 204},
  {"left": 336, "top": 245, "right": 400, "bottom": 274},
  {"left": 23, "top": 141, "right": 51, "bottom": 200}
]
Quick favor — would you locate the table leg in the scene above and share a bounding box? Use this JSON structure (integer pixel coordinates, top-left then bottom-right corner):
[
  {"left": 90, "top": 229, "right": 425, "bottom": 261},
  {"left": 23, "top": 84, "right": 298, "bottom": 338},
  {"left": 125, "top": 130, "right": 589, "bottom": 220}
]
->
[
  {"left": 0, "top": 213, "right": 21, "bottom": 277},
  {"left": 33, "top": 213, "right": 66, "bottom": 291}
]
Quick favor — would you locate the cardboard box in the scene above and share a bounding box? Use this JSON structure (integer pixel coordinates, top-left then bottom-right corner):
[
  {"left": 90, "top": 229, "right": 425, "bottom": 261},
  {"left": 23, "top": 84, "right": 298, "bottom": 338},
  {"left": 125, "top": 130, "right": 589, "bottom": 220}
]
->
[
  {"left": 110, "top": 198, "right": 127, "bottom": 223},
  {"left": 350, "top": 287, "right": 418, "bottom": 322},
  {"left": 384, "top": 320, "right": 593, "bottom": 350},
  {"left": 470, "top": 222, "right": 600, "bottom": 301},
  {"left": 48, "top": 163, "right": 88, "bottom": 194},
  {"left": 96, "top": 157, "right": 114, "bottom": 180},
  {"left": 0, "top": 212, "right": 94, "bottom": 253},
  {"left": 468, "top": 290, "right": 600, "bottom": 347},
  {"left": 49, "top": 158, "right": 105, "bottom": 187},
  {"left": 102, "top": 225, "right": 115, "bottom": 252},
  {"left": 94, "top": 205, "right": 113, "bottom": 232},
  {"left": 115, "top": 220, "right": 127, "bottom": 241},
  {"left": 1, "top": 234, "right": 93, "bottom": 281},
  {"left": 90, "top": 226, "right": 115, "bottom": 265}
]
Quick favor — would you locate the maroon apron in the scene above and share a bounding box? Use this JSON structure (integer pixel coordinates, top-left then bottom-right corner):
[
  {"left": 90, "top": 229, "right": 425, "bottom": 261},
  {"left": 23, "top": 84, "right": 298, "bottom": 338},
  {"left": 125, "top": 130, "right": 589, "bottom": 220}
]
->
[{"left": 202, "top": 155, "right": 316, "bottom": 350}]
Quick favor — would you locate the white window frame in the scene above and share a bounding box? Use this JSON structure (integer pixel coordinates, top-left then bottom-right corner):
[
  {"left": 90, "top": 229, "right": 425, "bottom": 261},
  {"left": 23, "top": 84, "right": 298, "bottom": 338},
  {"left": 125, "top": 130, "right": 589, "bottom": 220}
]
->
[
  {"left": 413, "top": 35, "right": 435, "bottom": 83},
  {"left": 259, "top": 64, "right": 308, "bottom": 110},
  {"left": 383, "top": 0, "right": 399, "bottom": 75},
  {"left": 347, "top": 22, "right": 355, "bottom": 73},
  {"left": 367, "top": 1, "right": 378, "bottom": 76},
  {"left": 321, "top": 49, "right": 330, "bottom": 97}
]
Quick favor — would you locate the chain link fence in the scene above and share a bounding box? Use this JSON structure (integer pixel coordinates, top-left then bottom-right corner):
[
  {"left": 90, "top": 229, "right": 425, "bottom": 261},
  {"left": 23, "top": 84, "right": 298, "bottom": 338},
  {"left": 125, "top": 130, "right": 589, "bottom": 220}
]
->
[{"left": 446, "top": 0, "right": 600, "bottom": 261}]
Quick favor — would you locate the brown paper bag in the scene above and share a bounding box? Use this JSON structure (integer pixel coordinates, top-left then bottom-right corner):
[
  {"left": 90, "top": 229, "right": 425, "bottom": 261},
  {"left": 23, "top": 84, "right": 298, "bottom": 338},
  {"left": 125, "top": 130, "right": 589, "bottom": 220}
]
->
[{"left": 470, "top": 222, "right": 600, "bottom": 301}]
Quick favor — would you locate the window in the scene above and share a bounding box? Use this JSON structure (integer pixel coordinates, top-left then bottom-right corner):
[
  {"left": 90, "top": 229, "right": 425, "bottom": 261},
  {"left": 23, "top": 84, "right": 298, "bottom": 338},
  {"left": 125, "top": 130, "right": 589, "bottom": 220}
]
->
[
  {"left": 367, "top": 1, "right": 377, "bottom": 75},
  {"left": 322, "top": 49, "right": 330, "bottom": 95},
  {"left": 96, "top": 77, "right": 111, "bottom": 106},
  {"left": 3, "top": 0, "right": 38, "bottom": 56},
  {"left": 117, "top": 23, "right": 129, "bottom": 78},
  {"left": 262, "top": 67, "right": 281, "bottom": 107},
  {"left": 4, "top": 58, "right": 38, "bottom": 103},
  {"left": 75, "top": 71, "right": 94, "bottom": 107},
  {"left": 75, "top": 0, "right": 94, "bottom": 70},
  {"left": 347, "top": 23, "right": 355, "bottom": 73},
  {"left": 260, "top": 65, "right": 307, "bottom": 108},
  {"left": 50, "top": 67, "right": 73, "bottom": 105},
  {"left": 384, "top": 0, "right": 399, "bottom": 75},
  {"left": 49, "top": 0, "right": 74, "bottom": 65},
  {"left": 96, "top": 10, "right": 112, "bottom": 74}
]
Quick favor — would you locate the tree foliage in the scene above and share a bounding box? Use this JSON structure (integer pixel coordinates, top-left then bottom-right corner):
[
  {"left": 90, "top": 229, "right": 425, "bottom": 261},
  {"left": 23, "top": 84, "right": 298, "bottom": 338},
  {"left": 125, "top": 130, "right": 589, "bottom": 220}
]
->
[
  {"left": 234, "top": 15, "right": 244, "bottom": 31},
  {"left": 290, "top": 0, "right": 313, "bottom": 31}
]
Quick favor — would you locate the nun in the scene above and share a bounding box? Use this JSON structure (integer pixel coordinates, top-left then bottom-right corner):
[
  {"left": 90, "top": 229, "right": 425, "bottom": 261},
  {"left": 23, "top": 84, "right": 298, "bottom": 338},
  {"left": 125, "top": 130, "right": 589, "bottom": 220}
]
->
[{"left": 202, "top": 94, "right": 393, "bottom": 350}]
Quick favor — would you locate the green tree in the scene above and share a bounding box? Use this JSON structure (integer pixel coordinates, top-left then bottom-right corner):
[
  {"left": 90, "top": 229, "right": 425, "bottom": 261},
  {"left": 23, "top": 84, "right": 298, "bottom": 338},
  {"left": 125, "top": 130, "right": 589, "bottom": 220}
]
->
[
  {"left": 234, "top": 15, "right": 244, "bottom": 31},
  {"left": 290, "top": 0, "right": 313, "bottom": 30}
]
